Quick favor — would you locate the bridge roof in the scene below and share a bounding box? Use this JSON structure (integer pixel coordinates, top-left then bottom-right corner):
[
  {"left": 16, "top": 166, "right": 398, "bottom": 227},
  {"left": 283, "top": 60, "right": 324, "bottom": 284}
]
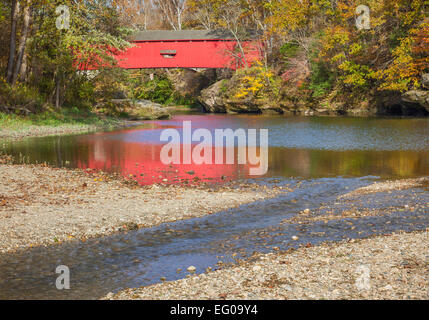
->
[{"left": 130, "top": 30, "right": 257, "bottom": 41}]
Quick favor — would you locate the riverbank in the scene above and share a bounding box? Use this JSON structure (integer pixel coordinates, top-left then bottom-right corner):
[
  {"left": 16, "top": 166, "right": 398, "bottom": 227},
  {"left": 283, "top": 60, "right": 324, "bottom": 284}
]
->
[
  {"left": 0, "top": 111, "right": 147, "bottom": 141},
  {"left": 105, "top": 230, "right": 429, "bottom": 300},
  {"left": 0, "top": 163, "right": 283, "bottom": 253},
  {"left": 198, "top": 71, "right": 429, "bottom": 117}
]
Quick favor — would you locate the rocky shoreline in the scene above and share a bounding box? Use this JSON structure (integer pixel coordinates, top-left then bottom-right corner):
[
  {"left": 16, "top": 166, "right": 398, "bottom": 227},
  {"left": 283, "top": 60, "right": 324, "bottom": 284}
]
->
[
  {"left": 1, "top": 156, "right": 427, "bottom": 299},
  {"left": 100, "top": 177, "right": 428, "bottom": 300},
  {"left": 0, "top": 163, "right": 283, "bottom": 253},
  {"left": 198, "top": 73, "right": 429, "bottom": 117},
  {"left": 104, "top": 230, "right": 429, "bottom": 300}
]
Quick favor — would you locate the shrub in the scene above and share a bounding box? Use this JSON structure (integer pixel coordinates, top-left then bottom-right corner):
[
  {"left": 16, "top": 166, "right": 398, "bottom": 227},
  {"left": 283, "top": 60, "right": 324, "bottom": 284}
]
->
[
  {"left": 232, "top": 62, "right": 282, "bottom": 101},
  {"left": 279, "top": 41, "right": 300, "bottom": 64},
  {"left": 132, "top": 75, "right": 174, "bottom": 104},
  {"left": 0, "top": 78, "right": 44, "bottom": 114},
  {"left": 308, "top": 60, "right": 335, "bottom": 99}
]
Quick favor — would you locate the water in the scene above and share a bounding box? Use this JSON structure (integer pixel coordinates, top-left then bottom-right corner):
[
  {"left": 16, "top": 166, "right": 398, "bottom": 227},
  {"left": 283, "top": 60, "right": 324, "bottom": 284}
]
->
[
  {"left": 0, "top": 114, "right": 428, "bottom": 299},
  {"left": 2, "top": 115, "right": 429, "bottom": 182}
]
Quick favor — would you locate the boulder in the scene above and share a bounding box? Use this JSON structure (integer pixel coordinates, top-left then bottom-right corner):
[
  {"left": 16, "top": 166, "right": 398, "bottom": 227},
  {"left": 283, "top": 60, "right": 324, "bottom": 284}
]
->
[
  {"left": 110, "top": 99, "right": 171, "bottom": 120},
  {"left": 422, "top": 74, "right": 429, "bottom": 90},
  {"left": 167, "top": 69, "right": 215, "bottom": 97},
  {"left": 198, "top": 80, "right": 228, "bottom": 113},
  {"left": 198, "top": 80, "right": 283, "bottom": 114},
  {"left": 223, "top": 98, "right": 263, "bottom": 114},
  {"left": 130, "top": 100, "right": 171, "bottom": 120},
  {"left": 401, "top": 90, "right": 429, "bottom": 113}
]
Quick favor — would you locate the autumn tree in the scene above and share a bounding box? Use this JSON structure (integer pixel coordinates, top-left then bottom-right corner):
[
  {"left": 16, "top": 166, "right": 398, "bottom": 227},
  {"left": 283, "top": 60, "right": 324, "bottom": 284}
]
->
[
  {"left": 5, "top": 0, "right": 20, "bottom": 84},
  {"left": 113, "top": 0, "right": 157, "bottom": 30},
  {"left": 154, "top": 0, "right": 188, "bottom": 30},
  {"left": 186, "top": 0, "right": 215, "bottom": 29},
  {"left": 316, "top": 0, "right": 428, "bottom": 92},
  {"left": 1, "top": 0, "right": 131, "bottom": 111}
]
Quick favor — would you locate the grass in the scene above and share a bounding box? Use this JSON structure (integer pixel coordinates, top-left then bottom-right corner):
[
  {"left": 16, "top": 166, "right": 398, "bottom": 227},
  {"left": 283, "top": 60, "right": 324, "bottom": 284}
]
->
[
  {"left": 0, "top": 108, "right": 130, "bottom": 140},
  {"left": 0, "top": 109, "right": 122, "bottom": 131}
]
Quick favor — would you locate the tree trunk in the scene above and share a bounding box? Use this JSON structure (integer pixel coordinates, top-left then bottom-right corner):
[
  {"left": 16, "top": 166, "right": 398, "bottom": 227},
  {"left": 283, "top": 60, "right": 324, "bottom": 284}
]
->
[
  {"left": 177, "top": 6, "right": 182, "bottom": 30},
  {"left": 20, "top": 47, "right": 28, "bottom": 81},
  {"left": 12, "top": 2, "right": 32, "bottom": 85},
  {"left": 55, "top": 80, "right": 60, "bottom": 109},
  {"left": 6, "top": 0, "right": 20, "bottom": 84},
  {"left": 230, "top": 30, "right": 248, "bottom": 68}
]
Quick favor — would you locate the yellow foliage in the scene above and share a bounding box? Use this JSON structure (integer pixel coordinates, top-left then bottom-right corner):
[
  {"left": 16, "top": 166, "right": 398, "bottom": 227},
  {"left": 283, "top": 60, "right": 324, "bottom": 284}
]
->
[
  {"left": 266, "top": 0, "right": 311, "bottom": 34},
  {"left": 376, "top": 21, "right": 429, "bottom": 91},
  {"left": 233, "top": 63, "right": 279, "bottom": 99},
  {"left": 316, "top": 0, "right": 428, "bottom": 91}
]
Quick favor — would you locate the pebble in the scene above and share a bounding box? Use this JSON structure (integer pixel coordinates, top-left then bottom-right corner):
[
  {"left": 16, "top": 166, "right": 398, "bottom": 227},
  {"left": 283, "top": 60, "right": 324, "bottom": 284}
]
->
[
  {"left": 252, "top": 265, "right": 262, "bottom": 272},
  {"left": 292, "top": 236, "right": 299, "bottom": 241},
  {"left": 187, "top": 266, "right": 196, "bottom": 273},
  {"left": 0, "top": 164, "right": 281, "bottom": 253},
  {"left": 104, "top": 231, "right": 429, "bottom": 300}
]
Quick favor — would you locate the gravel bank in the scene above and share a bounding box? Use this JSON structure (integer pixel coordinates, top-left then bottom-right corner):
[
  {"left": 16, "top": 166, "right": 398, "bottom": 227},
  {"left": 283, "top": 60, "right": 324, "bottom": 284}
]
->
[
  {"left": 280, "top": 177, "right": 429, "bottom": 225},
  {"left": 105, "top": 231, "right": 429, "bottom": 300},
  {"left": 0, "top": 120, "right": 144, "bottom": 141},
  {"left": 341, "top": 177, "right": 429, "bottom": 198},
  {"left": 0, "top": 164, "right": 283, "bottom": 253}
]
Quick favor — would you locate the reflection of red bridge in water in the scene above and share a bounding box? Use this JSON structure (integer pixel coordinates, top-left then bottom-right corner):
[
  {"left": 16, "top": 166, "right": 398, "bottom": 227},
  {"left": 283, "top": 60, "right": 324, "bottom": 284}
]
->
[
  {"left": 80, "top": 30, "right": 262, "bottom": 70},
  {"left": 75, "top": 128, "right": 252, "bottom": 186}
]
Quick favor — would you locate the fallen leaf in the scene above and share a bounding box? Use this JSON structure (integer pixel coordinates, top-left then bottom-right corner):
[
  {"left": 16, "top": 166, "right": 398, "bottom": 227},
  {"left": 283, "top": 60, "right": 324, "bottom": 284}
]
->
[{"left": 219, "top": 293, "right": 228, "bottom": 299}]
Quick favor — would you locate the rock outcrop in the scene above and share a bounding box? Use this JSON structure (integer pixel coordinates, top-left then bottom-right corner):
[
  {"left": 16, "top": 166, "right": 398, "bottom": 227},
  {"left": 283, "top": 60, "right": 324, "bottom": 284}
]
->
[
  {"left": 198, "top": 80, "right": 283, "bottom": 114},
  {"left": 401, "top": 74, "right": 429, "bottom": 114},
  {"left": 198, "top": 80, "right": 228, "bottom": 113},
  {"left": 200, "top": 74, "right": 429, "bottom": 117},
  {"left": 422, "top": 73, "right": 429, "bottom": 90},
  {"left": 109, "top": 99, "right": 171, "bottom": 120},
  {"left": 167, "top": 69, "right": 217, "bottom": 97},
  {"left": 401, "top": 90, "right": 429, "bottom": 111}
]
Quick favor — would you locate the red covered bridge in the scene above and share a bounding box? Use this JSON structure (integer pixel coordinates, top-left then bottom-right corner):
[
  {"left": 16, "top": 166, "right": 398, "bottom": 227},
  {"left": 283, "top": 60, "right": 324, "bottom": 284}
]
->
[{"left": 82, "top": 30, "right": 262, "bottom": 70}]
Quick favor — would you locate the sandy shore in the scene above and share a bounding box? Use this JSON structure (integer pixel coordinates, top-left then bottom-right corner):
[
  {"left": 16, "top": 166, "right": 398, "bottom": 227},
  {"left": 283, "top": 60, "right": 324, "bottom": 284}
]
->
[
  {"left": 0, "top": 163, "right": 283, "bottom": 253},
  {"left": 105, "top": 230, "right": 429, "bottom": 300}
]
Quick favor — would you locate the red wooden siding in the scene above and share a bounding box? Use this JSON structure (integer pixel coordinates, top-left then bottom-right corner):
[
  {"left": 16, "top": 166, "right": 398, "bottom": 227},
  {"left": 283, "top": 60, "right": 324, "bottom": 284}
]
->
[{"left": 80, "top": 39, "right": 262, "bottom": 70}]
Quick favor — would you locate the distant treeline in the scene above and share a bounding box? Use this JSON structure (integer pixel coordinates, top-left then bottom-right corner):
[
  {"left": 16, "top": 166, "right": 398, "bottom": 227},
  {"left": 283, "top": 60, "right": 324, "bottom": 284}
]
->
[{"left": 0, "top": 1, "right": 428, "bottom": 114}]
